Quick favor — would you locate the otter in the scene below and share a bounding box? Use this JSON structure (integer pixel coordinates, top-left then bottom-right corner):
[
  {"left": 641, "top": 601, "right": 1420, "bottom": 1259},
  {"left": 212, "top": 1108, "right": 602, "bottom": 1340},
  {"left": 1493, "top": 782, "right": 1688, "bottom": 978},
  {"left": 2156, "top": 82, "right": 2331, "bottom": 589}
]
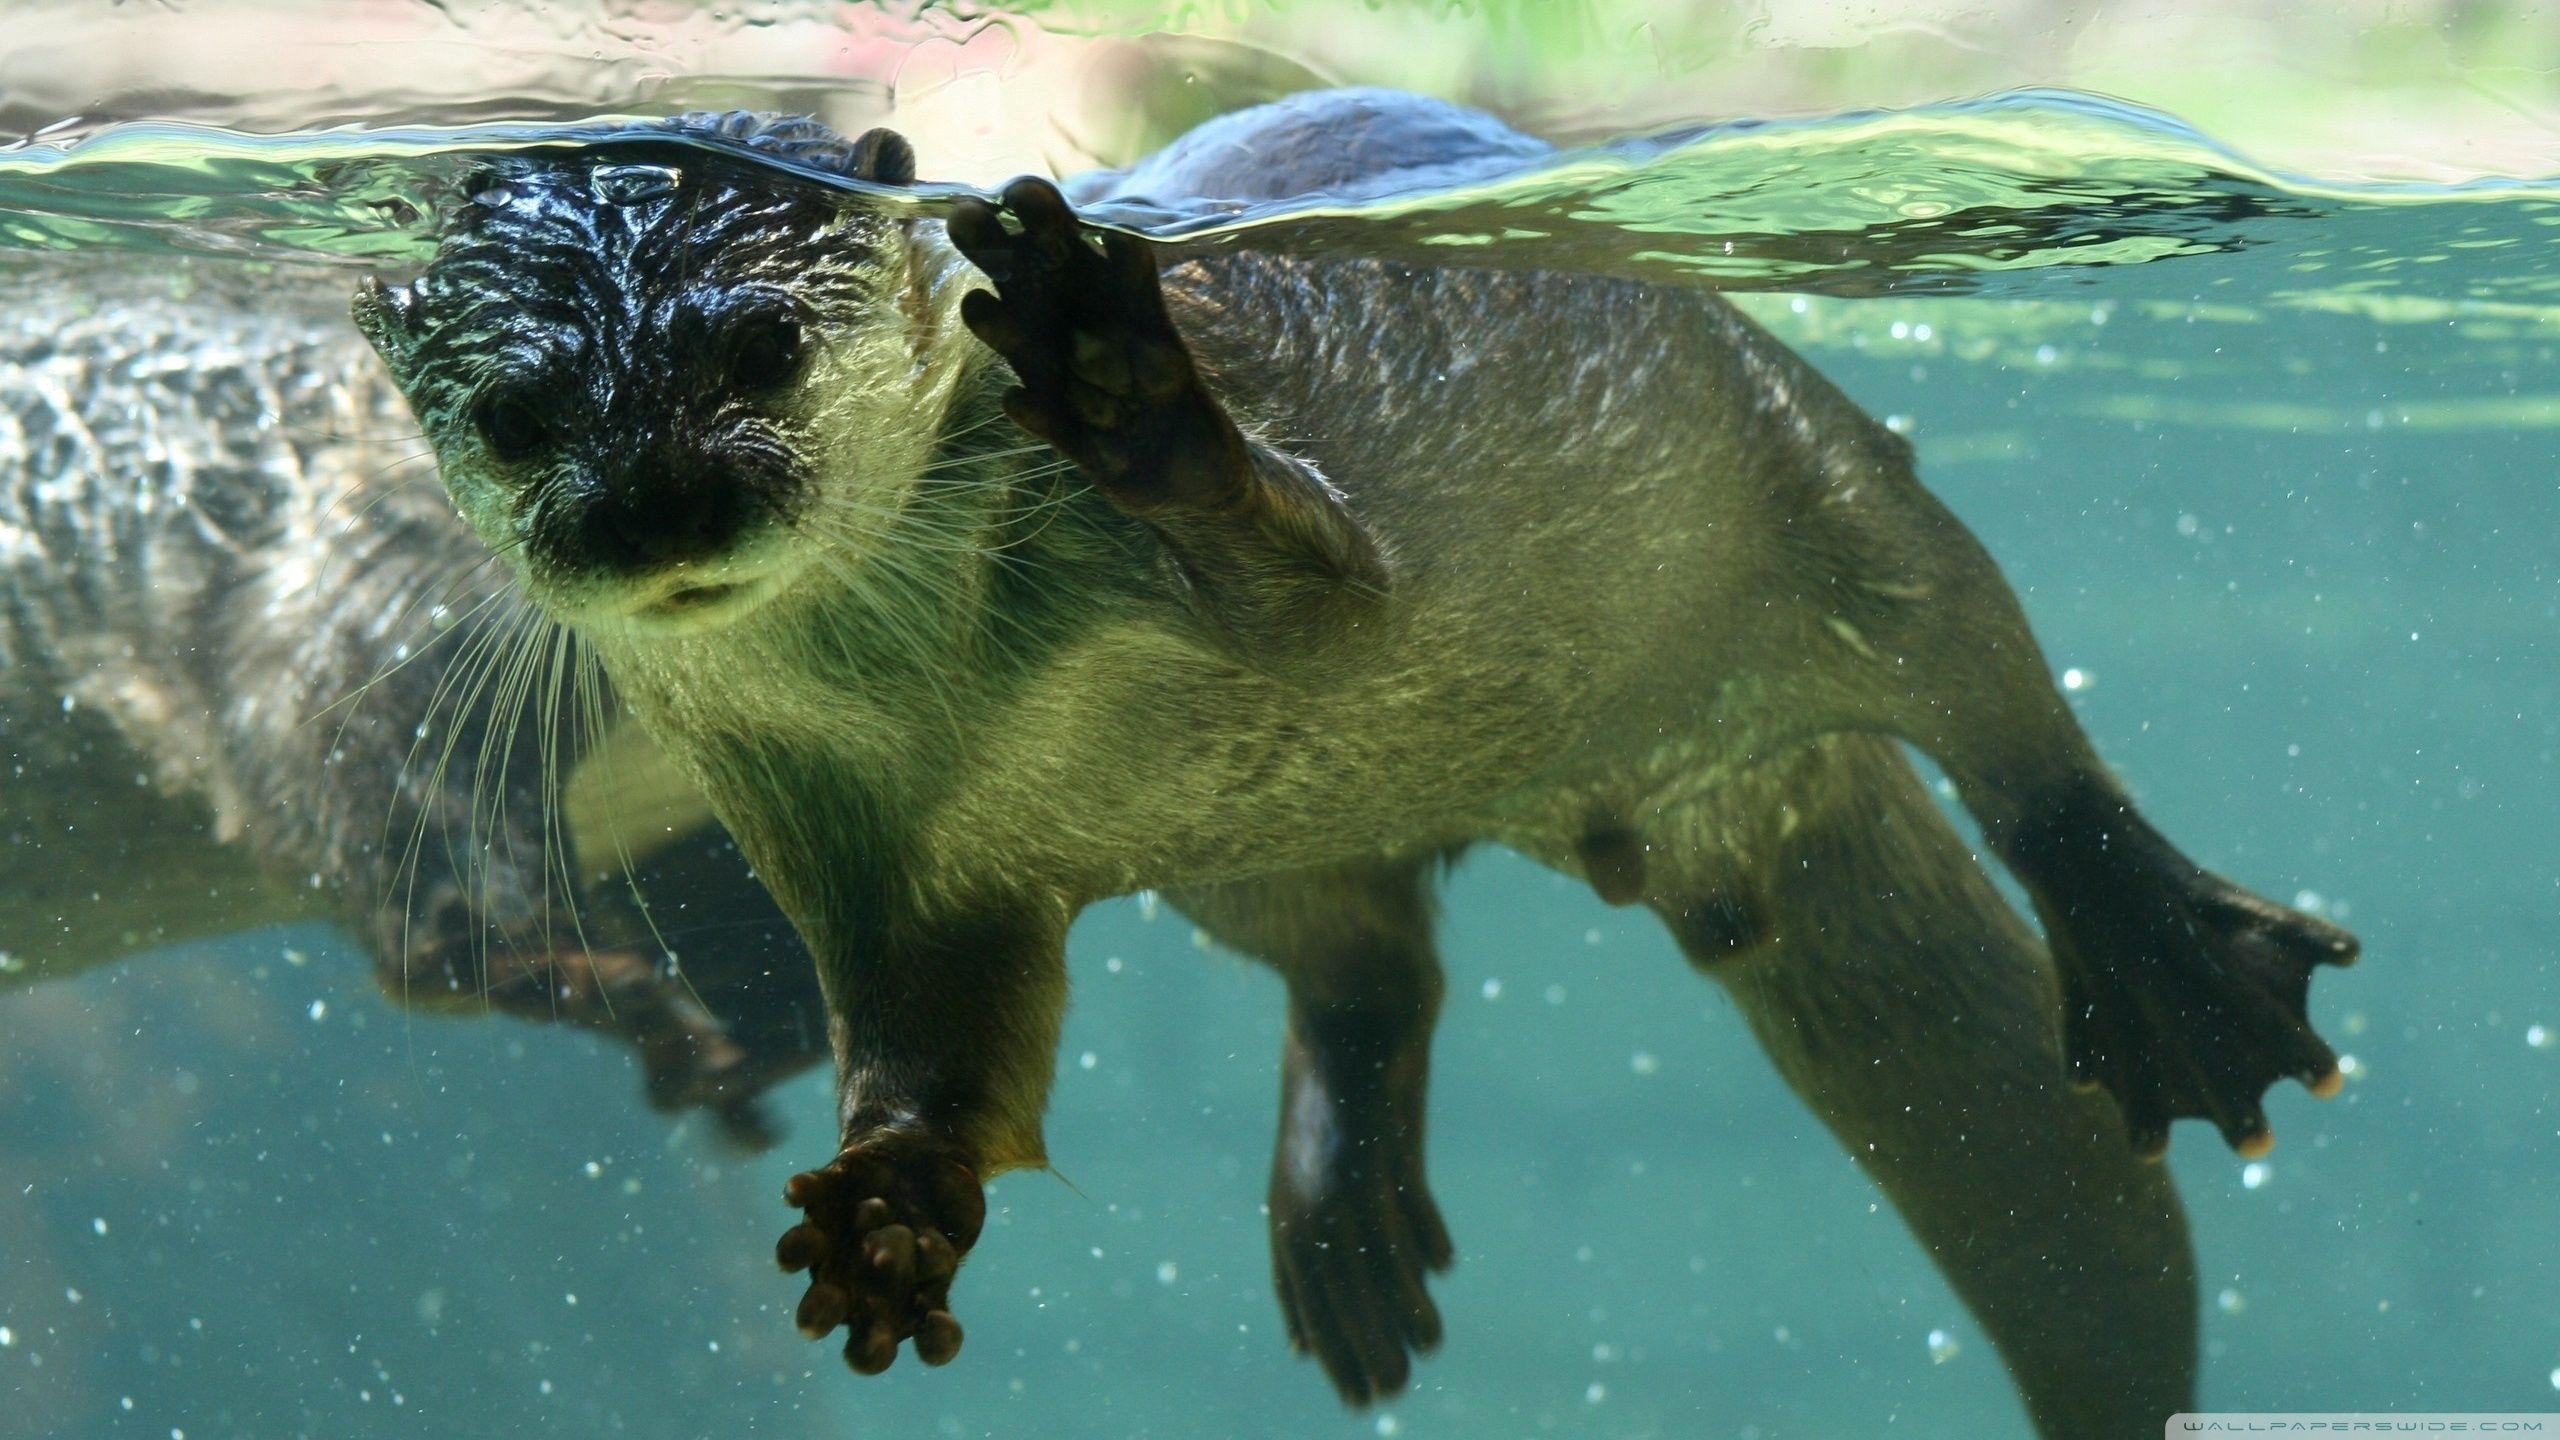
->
[
  {"left": 0, "top": 274, "right": 828, "bottom": 1140},
  {"left": 357, "top": 92, "right": 2357, "bottom": 1436}
]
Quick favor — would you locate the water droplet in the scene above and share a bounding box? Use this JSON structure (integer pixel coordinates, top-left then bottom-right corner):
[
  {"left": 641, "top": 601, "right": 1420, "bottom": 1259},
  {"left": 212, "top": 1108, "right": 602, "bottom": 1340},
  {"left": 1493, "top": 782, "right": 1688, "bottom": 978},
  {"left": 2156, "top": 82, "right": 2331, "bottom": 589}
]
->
[
  {"left": 1078, "top": 1051, "right": 1098, "bottom": 1071},
  {"left": 91, "top": 1217, "right": 107, "bottom": 1236},
  {"left": 1927, "top": 1328, "right": 1960, "bottom": 1364},
  {"left": 2218, "top": 1287, "right": 2247, "bottom": 1314},
  {"left": 307, "top": 999, "right": 327, "bottom": 1022},
  {"left": 1155, "top": 1261, "right": 1178, "bottom": 1285},
  {"left": 1629, "top": 1052, "right": 1659, "bottom": 1076},
  {"left": 582, "top": 1161, "right": 602, "bottom": 1179},
  {"left": 2528, "top": 1024, "right": 2552, "bottom": 1050},
  {"left": 1375, "top": 1417, "right": 1401, "bottom": 1437},
  {"left": 1543, "top": 984, "right": 1567, "bottom": 1005},
  {"left": 0, "top": 1326, "right": 14, "bottom": 1347},
  {"left": 2241, "top": 1162, "right": 2271, "bottom": 1190},
  {"left": 1584, "top": 1382, "right": 1607, "bottom": 1404},
  {"left": 1480, "top": 978, "right": 1502, "bottom": 1000}
]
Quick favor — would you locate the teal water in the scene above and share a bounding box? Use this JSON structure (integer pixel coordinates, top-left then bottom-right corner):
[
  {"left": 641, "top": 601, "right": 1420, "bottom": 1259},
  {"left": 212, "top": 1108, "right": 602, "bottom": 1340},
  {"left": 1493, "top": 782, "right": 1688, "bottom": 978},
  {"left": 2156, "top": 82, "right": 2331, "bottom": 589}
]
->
[{"left": 2, "top": 73, "right": 2557, "bottom": 1440}]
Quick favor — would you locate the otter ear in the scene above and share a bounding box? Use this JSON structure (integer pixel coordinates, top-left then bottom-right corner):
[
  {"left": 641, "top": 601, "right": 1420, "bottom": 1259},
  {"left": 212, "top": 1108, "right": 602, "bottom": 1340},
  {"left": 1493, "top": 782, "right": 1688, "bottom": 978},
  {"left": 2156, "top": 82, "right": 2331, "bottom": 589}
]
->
[
  {"left": 351, "top": 276, "right": 421, "bottom": 375},
  {"left": 848, "top": 128, "right": 916, "bottom": 187}
]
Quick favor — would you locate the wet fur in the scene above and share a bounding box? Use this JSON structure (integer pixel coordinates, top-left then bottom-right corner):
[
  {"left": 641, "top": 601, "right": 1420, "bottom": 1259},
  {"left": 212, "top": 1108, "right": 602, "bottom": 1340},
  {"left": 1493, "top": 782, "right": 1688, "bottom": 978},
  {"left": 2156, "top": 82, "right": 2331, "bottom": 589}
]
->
[{"left": 361, "top": 91, "right": 2359, "bottom": 1433}]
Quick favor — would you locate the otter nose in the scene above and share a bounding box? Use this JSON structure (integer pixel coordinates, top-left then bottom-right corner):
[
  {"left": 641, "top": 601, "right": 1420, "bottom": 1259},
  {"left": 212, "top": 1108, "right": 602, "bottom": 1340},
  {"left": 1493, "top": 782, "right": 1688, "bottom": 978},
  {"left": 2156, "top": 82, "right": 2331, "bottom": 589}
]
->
[{"left": 585, "top": 471, "right": 747, "bottom": 573}]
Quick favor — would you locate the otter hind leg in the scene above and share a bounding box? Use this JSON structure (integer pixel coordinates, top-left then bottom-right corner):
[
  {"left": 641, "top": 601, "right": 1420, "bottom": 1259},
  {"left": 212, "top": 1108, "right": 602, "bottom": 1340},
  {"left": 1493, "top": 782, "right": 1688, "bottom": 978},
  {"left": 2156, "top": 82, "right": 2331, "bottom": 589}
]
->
[
  {"left": 2002, "top": 776, "right": 2356, "bottom": 1157},
  {"left": 1787, "top": 465, "right": 2354, "bottom": 1154},
  {"left": 1621, "top": 738, "right": 2198, "bottom": 1440},
  {"left": 1169, "top": 857, "right": 1455, "bottom": 1406}
]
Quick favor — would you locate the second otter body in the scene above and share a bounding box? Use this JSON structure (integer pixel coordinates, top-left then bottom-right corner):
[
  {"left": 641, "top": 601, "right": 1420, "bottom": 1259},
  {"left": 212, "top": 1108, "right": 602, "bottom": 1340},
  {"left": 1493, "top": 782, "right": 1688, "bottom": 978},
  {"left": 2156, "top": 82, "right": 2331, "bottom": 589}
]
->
[{"left": 361, "top": 92, "right": 2356, "bottom": 1435}]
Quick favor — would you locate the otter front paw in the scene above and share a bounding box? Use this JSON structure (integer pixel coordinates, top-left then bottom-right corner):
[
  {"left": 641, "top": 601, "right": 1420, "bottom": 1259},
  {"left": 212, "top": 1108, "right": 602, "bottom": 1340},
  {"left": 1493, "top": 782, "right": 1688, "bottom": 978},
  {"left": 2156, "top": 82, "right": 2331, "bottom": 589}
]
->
[
  {"left": 947, "top": 177, "right": 1251, "bottom": 514},
  {"left": 2010, "top": 788, "right": 2358, "bottom": 1158},
  {"left": 775, "top": 1135, "right": 985, "bottom": 1374},
  {"left": 1271, "top": 1153, "right": 1453, "bottom": 1405}
]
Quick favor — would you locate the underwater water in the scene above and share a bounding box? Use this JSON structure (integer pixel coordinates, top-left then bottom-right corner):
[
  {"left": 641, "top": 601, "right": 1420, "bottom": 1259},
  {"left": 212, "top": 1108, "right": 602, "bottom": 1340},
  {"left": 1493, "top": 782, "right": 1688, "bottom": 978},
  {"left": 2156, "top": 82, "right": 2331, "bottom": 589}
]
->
[{"left": 3, "top": 8, "right": 2557, "bottom": 1439}]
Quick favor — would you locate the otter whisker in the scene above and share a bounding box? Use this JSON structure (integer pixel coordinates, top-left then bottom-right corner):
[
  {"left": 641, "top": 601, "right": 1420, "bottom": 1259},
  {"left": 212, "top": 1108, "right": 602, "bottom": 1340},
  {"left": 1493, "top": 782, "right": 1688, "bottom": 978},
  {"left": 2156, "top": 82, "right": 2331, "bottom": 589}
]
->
[
  {"left": 303, "top": 537, "right": 525, "bottom": 734},
  {"left": 469, "top": 600, "right": 562, "bottom": 968},
  {"left": 388, "top": 599, "right": 538, "bottom": 1010}
]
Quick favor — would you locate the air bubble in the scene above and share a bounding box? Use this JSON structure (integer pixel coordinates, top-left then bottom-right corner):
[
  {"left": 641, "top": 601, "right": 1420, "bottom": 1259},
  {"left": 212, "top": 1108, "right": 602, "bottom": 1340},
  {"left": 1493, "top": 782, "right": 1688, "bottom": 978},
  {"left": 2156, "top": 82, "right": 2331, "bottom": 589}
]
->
[{"left": 1927, "top": 1329, "right": 1959, "bottom": 1364}]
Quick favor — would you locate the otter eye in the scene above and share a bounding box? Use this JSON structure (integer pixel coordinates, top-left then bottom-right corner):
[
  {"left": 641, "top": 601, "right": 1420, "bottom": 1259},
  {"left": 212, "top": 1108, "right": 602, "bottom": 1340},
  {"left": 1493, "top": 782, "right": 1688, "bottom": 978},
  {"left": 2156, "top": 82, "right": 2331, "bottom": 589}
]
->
[
  {"left": 727, "top": 314, "right": 805, "bottom": 394},
  {"left": 474, "top": 391, "right": 550, "bottom": 462}
]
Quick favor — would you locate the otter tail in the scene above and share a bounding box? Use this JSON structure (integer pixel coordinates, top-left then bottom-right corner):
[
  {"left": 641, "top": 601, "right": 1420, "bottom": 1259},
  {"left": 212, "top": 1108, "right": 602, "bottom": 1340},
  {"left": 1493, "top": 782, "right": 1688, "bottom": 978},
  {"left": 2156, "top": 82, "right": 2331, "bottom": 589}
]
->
[{"left": 1650, "top": 736, "right": 2197, "bottom": 1439}]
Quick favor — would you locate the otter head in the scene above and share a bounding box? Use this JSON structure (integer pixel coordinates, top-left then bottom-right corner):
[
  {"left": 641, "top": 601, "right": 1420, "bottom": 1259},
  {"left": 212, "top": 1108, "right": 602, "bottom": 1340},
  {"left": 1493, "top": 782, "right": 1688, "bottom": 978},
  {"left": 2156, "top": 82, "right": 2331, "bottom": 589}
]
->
[{"left": 356, "top": 113, "right": 942, "bottom": 636}]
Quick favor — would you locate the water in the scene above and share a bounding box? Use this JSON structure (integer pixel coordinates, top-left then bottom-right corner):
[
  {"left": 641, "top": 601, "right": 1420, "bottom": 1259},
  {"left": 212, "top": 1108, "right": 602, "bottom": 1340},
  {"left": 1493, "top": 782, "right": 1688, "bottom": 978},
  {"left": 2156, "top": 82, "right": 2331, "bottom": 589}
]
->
[{"left": 2, "top": 10, "right": 2556, "bottom": 1440}]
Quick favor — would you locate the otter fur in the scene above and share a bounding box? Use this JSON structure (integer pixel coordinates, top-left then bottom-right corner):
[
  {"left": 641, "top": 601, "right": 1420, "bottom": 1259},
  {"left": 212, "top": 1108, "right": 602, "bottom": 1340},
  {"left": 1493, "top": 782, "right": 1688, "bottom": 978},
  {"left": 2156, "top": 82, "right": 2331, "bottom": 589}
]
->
[{"left": 357, "top": 90, "right": 2357, "bottom": 1435}]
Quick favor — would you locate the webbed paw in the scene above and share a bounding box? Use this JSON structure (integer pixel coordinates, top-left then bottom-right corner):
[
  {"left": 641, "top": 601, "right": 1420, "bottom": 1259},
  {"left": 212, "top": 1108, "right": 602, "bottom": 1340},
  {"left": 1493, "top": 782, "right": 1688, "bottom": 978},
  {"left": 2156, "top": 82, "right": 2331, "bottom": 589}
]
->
[
  {"left": 1271, "top": 1153, "right": 1453, "bottom": 1406},
  {"left": 2012, "top": 788, "right": 2357, "bottom": 1158},
  {"left": 1268, "top": 1022, "right": 1454, "bottom": 1406},
  {"left": 776, "top": 1135, "right": 985, "bottom": 1373},
  {"left": 947, "top": 177, "right": 1250, "bottom": 514}
]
